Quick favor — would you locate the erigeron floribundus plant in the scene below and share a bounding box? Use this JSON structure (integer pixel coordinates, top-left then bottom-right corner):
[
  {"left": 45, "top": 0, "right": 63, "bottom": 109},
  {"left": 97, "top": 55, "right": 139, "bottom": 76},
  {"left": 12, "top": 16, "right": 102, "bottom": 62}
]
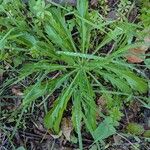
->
[{"left": 0, "top": 0, "right": 148, "bottom": 149}]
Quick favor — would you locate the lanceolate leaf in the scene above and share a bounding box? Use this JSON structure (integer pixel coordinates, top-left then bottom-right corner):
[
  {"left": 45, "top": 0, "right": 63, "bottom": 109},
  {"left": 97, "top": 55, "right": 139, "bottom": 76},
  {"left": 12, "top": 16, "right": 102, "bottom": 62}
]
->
[
  {"left": 0, "top": 28, "right": 14, "bottom": 49},
  {"left": 77, "top": 0, "right": 88, "bottom": 18},
  {"left": 19, "top": 62, "right": 67, "bottom": 80},
  {"left": 14, "top": 33, "right": 37, "bottom": 47},
  {"left": 44, "top": 72, "right": 79, "bottom": 133},
  {"left": 97, "top": 71, "right": 132, "bottom": 94},
  {"left": 44, "top": 88, "right": 73, "bottom": 133},
  {"left": 23, "top": 72, "right": 75, "bottom": 106},
  {"left": 50, "top": 8, "right": 76, "bottom": 52},
  {"left": 45, "top": 8, "right": 76, "bottom": 52},
  {"left": 94, "top": 27, "right": 124, "bottom": 54},
  {"left": 23, "top": 81, "right": 47, "bottom": 106},
  {"left": 72, "top": 90, "right": 83, "bottom": 149},
  {"left": 77, "top": 0, "right": 90, "bottom": 53},
  {"left": 77, "top": 71, "right": 97, "bottom": 130},
  {"left": 105, "top": 64, "right": 148, "bottom": 93}
]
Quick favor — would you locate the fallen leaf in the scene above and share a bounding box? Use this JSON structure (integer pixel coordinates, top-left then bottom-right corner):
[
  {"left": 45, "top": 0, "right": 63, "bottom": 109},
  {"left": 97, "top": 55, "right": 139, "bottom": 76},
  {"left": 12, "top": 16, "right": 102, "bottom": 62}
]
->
[
  {"left": 126, "top": 48, "right": 146, "bottom": 63},
  {"left": 113, "top": 135, "right": 122, "bottom": 145},
  {"left": 61, "top": 117, "right": 73, "bottom": 141},
  {"left": 96, "top": 96, "right": 107, "bottom": 120},
  {"left": 126, "top": 33, "right": 150, "bottom": 63},
  {"left": 97, "top": 96, "right": 106, "bottom": 107},
  {"left": 128, "top": 101, "right": 141, "bottom": 121},
  {"left": 12, "top": 87, "right": 23, "bottom": 96}
]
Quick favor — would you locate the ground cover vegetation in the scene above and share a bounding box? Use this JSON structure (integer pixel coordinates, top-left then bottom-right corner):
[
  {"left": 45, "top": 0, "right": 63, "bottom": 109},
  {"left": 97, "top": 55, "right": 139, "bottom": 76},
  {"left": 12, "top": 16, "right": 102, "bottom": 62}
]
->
[{"left": 0, "top": 0, "right": 150, "bottom": 149}]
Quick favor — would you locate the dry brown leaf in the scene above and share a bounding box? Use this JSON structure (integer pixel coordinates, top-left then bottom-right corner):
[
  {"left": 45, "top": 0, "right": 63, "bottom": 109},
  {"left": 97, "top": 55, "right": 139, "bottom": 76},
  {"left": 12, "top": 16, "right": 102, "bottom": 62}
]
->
[
  {"left": 61, "top": 117, "right": 73, "bottom": 141},
  {"left": 113, "top": 135, "right": 122, "bottom": 145},
  {"left": 96, "top": 96, "right": 107, "bottom": 120},
  {"left": 126, "top": 33, "right": 150, "bottom": 63},
  {"left": 97, "top": 96, "right": 106, "bottom": 107},
  {"left": 0, "top": 71, "right": 3, "bottom": 82},
  {"left": 126, "top": 48, "right": 146, "bottom": 63},
  {"left": 12, "top": 87, "right": 23, "bottom": 96}
]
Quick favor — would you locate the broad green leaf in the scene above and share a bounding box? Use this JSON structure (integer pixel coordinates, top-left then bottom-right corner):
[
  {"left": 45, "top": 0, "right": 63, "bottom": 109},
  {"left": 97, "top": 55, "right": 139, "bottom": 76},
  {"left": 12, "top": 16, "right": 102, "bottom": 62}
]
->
[
  {"left": 77, "top": 0, "right": 88, "bottom": 18},
  {"left": 34, "top": 41, "right": 57, "bottom": 58},
  {"left": 0, "top": 28, "right": 14, "bottom": 60},
  {"left": 22, "top": 74, "right": 47, "bottom": 106},
  {"left": 15, "top": 33, "right": 37, "bottom": 47},
  {"left": 93, "top": 117, "right": 116, "bottom": 141},
  {"left": 45, "top": 24, "right": 64, "bottom": 47},
  {"left": 16, "top": 146, "right": 26, "bottom": 150},
  {"left": 145, "top": 58, "right": 150, "bottom": 69},
  {"left": 0, "top": 28, "right": 14, "bottom": 49}
]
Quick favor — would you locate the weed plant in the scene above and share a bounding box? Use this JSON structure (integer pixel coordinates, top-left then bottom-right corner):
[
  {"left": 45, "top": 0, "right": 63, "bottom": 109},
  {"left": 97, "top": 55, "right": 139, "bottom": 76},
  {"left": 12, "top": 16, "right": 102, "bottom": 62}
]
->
[{"left": 0, "top": 0, "right": 149, "bottom": 149}]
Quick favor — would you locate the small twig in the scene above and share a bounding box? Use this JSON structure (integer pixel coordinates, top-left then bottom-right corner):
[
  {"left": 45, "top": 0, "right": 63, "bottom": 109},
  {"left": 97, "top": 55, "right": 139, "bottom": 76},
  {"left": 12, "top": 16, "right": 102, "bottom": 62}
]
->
[
  {"left": 117, "top": 133, "right": 139, "bottom": 150},
  {"left": 107, "top": 43, "right": 116, "bottom": 55},
  {"left": 51, "top": 72, "right": 61, "bottom": 79},
  {"left": 123, "top": 103, "right": 130, "bottom": 123}
]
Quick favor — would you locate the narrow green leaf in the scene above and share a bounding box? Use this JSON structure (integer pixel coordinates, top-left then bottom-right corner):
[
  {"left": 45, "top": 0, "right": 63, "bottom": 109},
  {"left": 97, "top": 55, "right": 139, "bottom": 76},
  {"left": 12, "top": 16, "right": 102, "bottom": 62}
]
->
[
  {"left": 57, "top": 51, "right": 104, "bottom": 60},
  {"left": 72, "top": 90, "right": 83, "bottom": 150},
  {"left": 0, "top": 28, "right": 14, "bottom": 49},
  {"left": 97, "top": 71, "right": 132, "bottom": 94},
  {"left": 19, "top": 62, "right": 66, "bottom": 80},
  {"left": 44, "top": 71, "right": 79, "bottom": 133},
  {"left": 23, "top": 72, "right": 74, "bottom": 106},
  {"left": 77, "top": 0, "right": 90, "bottom": 53},
  {"left": 94, "top": 27, "right": 124, "bottom": 55},
  {"left": 105, "top": 64, "right": 148, "bottom": 93},
  {"left": 22, "top": 74, "right": 47, "bottom": 106},
  {"left": 77, "top": 71, "right": 97, "bottom": 130}
]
